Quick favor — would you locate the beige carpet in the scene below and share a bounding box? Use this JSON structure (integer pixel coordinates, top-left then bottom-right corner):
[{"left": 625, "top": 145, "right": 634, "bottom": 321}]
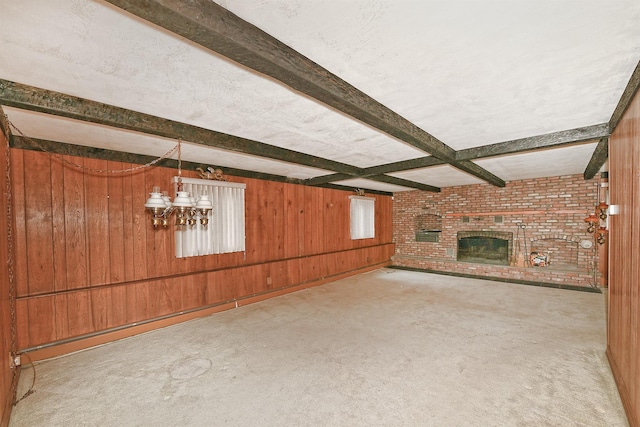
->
[{"left": 10, "top": 269, "right": 628, "bottom": 426}]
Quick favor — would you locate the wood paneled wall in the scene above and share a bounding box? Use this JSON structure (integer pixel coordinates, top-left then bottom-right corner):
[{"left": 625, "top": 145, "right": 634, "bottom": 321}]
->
[
  {"left": 1, "top": 129, "right": 17, "bottom": 426},
  {"left": 608, "top": 86, "right": 640, "bottom": 427},
  {"left": 10, "top": 149, "right": 394, "bottom": 353}
]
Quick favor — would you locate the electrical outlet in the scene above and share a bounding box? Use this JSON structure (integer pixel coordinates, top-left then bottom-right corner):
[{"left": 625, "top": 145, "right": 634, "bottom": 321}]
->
[
  {"left": 9, "top": 353, "right": 20, "bottom": 369},
  {"left": 266, "top": 277, "right": 272, "bottom": 285}
]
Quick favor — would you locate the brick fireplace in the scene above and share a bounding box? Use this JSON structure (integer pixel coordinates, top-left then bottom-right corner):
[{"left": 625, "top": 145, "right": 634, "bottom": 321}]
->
[
  {"left": 392, "top": 174, "right": 602, "bottom": 288},
  {"left": 457, "top": 231, "right": 513, "bottom": 265}
]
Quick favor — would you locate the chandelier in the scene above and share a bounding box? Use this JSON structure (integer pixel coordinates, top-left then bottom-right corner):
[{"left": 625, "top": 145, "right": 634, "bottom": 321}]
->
[{"left": 144, "top": 140, "right": 213, "bottom": 228}]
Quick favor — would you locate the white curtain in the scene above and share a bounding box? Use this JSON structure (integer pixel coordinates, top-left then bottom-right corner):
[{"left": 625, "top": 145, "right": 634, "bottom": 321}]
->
[
  {"left": 350, "top": 196, "right": 375, "bottom": 239},
  {"left": 173, "top": 177, "right": 246, "bottom": 258}
]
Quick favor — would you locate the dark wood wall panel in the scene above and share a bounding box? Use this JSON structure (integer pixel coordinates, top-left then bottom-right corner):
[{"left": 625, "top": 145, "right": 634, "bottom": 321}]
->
[
  {"left": 11, "top": 150, "right": 394, "bottom": 352},
  {"left": 608, "top": 86, "right": 640, "bottom": 427}
]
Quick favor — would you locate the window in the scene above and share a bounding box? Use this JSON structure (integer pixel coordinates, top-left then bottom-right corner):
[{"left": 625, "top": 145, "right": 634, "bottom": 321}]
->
[
  {"left": 350, "top": 195, "right": 375, "bottom": 239},
  {"left": 173, "top": 177, "right": 246, "bottom": 258}
]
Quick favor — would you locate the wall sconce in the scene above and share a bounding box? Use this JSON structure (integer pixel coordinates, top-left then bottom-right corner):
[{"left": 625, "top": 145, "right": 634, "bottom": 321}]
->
[
  {"left": 597, "top": 227, "right": 608, "bottom": 245},
  {"left": 597, "top": 201, "right": 608, "bottom": 220},
  {"left": 144, "top": 140, "right": 213, "bottom": 228},
  {"left": 584, "top": 213, "right": 598, "bottom": 234}
]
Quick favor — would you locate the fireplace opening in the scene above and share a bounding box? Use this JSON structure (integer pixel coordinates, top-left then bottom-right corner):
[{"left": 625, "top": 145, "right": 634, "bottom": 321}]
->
[
  {"left": 457, "top": 231, "right": 512, "bottom": 265},
  {"left": 530, "top": 237, "right": 580, "bottom": 270}
]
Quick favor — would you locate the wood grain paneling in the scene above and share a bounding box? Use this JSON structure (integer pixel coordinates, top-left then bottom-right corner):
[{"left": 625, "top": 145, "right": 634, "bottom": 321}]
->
[
  {"left": 287, "top": 183, "right": 306, "bottom": 257},
  {"left": 10, "top": 150, "right": 27, "bottom": 299},
  {"left": 51, "top": 157, "right": 67, "bottom": 292},
  {"left": 305, "top": 186, "right": 324, "bottom": 255},
  {"left": 125, "top": 282, "right": 139, "bottom": 325},
  {"left": 53, "top": 294, "right": 69, "bottom": 342},
  {"left": 14, "top": 300, "right": 28, "bottom": 353},
  {"left": 1, "top": 127, "right": 17, "bottom": 426},
  {"left": 121, "top": 165, "right": 135, "bottom": 282},
  {"left": 107, "top": 161, "right": 125, "bottom": 284},
  {"left": 11, "top": 150, "right": 394, "bottom": 353},
  {"left": 271, "top": 182, "right": 285, "bottom": 261},
  {"left": 85, "top": 159, "right": 111, "bottom": 286},
  {"left": 182, "top": 273, "right": 206, "bottom": 310},
  {"left": 24, "top": 150, "right": 54, "bottom": 295},
  {"left": 67, "top": 291, "right": 93, "bottom": 338},
  {"left": 608, "top": 86, "right": 640, "bottom": 427},
  {"left": 131, "top": 168, "right": 148, "bottom": 281},
  {"left": 27, "top": 297, "right": 56, "bottom": 348},
  {"left": 63, "top": 155, "right": 88, "bottom": 290}
]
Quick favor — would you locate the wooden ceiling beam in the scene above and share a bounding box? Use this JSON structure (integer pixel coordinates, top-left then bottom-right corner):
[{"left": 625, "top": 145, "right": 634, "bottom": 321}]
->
[
  {"left": 0, "top": 79, "right": 363, "bottom": 175},
  {"left": 9, "top": 135, "right": 395, "bottom": 195},
  {"left": 1, "top": 79, "right": 437, "bottom": 193},
  {"left": 609, "top": 59, "right": 640, "bottom": 132},
  {"left": 307, "top": 124, "right": 608, "bottom": 185},
  {"left": 360, "top": 156, "right": 446, "bottom": 176},
  {"left": 582, "top": 59, "right": 640, "bottom": 179},
  {"left": 305, "top": 173, "right": 353, "bottom": 186},
  {"left": 366, "top": 174, "right": 440, "bottom": 192},
  {"left": 305, "top": 157, "right": 445, "bottom": 185},
  {"left": 583, "top": 137, "right": 609, "bottom": 179},
  {"left": 0, "top": 105, "right": 10, "bottom": 140},
  {"left": 104, "top": 0, "right": 505, "bottom": 187},
  {"left": 306, "top": 168, "right": 442, "bottom": 192},
  {"left": 456, "top": 123, "right": 609, "bottom": 160},
  {"left": 306, "top": 172, "right": 441, "bottom": 192}
]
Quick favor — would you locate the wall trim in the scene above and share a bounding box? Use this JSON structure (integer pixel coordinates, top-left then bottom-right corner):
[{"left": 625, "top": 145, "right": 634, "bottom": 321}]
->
[{"left": 15, "top": 244, "right": 394, "bottom": 300}]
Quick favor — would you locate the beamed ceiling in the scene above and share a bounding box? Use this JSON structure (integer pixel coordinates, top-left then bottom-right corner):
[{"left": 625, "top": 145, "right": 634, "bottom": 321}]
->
[{"left": 1, "top": 0, "right": 640, "bottom": 194}]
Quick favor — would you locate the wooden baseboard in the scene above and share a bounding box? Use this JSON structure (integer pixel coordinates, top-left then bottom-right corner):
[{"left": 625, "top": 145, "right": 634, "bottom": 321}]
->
[
  {"left": 20, "top": 262, "right": 388, "bottom": 364},
  {"left": 606, "top": 347, "right": 636, "bottom": 427}
]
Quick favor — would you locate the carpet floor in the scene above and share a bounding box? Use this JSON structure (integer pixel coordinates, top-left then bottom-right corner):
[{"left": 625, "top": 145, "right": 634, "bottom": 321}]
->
[{"left": 10, "top": 269, "right": 628, "bottom": 426}]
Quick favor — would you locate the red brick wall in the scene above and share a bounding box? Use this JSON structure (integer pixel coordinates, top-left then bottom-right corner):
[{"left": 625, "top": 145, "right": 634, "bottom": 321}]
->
[{"left": 392, "top": 174, "right": 603, "bottom": 288}]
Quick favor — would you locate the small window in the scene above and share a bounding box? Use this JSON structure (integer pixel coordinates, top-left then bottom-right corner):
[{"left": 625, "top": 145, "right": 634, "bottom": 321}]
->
[
  {"left": 173, "top": 177, "right": 246, "bottom": 258},
  {"left": 350, "top": 196, "right": 375, "bottom": 239}
]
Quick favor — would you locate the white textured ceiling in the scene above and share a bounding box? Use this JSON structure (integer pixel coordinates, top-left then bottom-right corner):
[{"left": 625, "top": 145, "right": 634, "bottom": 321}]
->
[{"left": 1, "top": 0, "right": 640, "bottom": 192}]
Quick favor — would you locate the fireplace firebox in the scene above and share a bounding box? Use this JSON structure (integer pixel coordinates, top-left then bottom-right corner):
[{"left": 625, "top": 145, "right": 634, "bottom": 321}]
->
[{"left": 457, "top": 231, "right": 513, "bottom": 265}]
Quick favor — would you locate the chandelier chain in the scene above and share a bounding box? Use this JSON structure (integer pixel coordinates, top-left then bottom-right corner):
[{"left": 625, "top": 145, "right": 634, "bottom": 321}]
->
[
  {"left": 3, "top": 118, "right": 186, "bottom": 403},
  {"left": 6, "top": 117, "right": 181, "bottom": 175}
]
